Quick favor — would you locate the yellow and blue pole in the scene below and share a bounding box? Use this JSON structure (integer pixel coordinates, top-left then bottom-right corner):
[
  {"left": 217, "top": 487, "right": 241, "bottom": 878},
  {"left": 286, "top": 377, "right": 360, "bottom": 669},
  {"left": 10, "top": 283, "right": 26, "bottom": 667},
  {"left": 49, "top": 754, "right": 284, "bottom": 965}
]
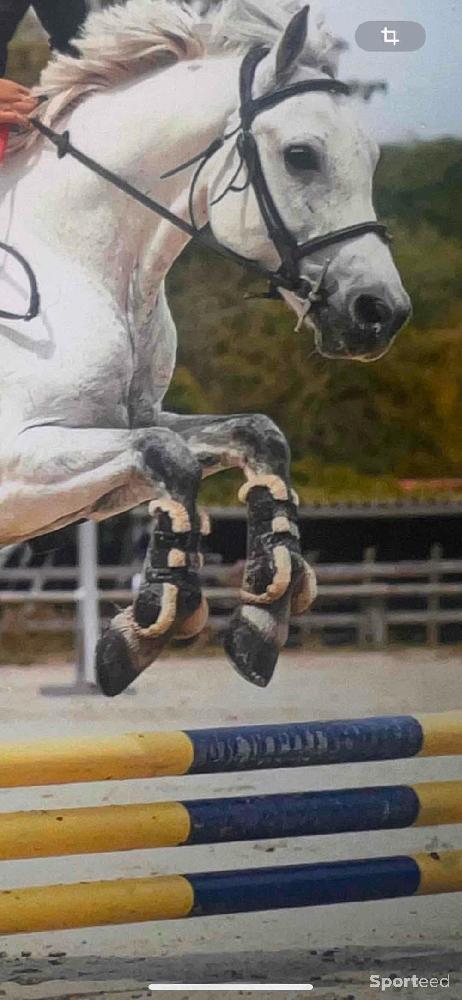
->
[
  {"left": 0, "top": 781, "right": 460, "bottom": 860},
  {"left": 0, "top": 851, "right": 460, "bottom": 935},
  {"left": 0, "top": 711, "right": 460, "bottom": 787}
]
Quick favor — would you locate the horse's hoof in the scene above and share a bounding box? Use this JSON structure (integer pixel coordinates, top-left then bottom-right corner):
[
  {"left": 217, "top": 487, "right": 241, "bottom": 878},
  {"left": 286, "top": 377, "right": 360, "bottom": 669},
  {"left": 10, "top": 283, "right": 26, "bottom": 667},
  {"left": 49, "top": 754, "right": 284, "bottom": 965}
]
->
[
  {"left": 95, "top": 606, "right": 169, "bottom": 697},
  {"left": 224, "top": 608, "right": 279, "bottom": 687},
  {"left": 96, "top": 624, "right": 139, "bottom": 697}
]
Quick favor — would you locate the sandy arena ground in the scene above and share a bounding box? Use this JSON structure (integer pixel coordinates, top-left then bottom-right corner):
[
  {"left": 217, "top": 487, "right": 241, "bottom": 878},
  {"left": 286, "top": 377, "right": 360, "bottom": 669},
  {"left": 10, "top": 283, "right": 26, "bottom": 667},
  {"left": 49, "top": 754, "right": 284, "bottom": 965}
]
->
[{"left": 0, "top": 648, "right": 461, "bottom": 999}]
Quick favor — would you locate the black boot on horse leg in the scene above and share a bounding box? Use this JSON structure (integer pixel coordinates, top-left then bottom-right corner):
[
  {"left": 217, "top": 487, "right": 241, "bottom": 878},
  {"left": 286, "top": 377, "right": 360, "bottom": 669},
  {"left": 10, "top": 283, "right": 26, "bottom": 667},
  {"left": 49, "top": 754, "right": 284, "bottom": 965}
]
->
[
  {"left": 156, "top": 412, "right": 317, "bottom": 688},
  {"left": 225, "top": 475, "right": 316, "bottom": 686},
  {"left": 97, "top": 503, "right": 209, "bottom": 696},
  {"left": 135, "top": 501, "right": 209, "bottom": 644},
  {"left": 96, "top": 430, "right": 208, "bottom": 696}
]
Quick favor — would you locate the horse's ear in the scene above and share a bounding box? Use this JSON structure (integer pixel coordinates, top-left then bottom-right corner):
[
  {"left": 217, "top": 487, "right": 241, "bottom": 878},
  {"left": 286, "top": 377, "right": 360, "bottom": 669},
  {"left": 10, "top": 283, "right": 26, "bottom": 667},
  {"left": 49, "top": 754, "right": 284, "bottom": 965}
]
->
[{"left": 275, "top": 5, "right": 309, "bottom": 80}]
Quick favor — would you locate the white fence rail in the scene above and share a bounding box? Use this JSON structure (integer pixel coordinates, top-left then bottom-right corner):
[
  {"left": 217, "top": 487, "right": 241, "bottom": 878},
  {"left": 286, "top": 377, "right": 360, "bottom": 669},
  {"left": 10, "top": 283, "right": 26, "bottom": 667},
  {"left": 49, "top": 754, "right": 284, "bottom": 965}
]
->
[
  {"left": 1, "top": 547, "right": 461, "bottom": 633},
  {"left": 1, "top": 527, "right": 462, "bottom": 686}
]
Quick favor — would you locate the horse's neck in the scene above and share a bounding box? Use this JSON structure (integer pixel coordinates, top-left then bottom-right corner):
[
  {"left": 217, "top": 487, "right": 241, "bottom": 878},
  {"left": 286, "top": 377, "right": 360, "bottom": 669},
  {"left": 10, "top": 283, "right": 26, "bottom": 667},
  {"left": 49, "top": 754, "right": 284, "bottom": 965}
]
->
[
  {"left": 23, "top": 57, "right": 241, "bottom": 303},
  {"left": 73, "top": 56, "right": 241, "bottom": 188}
]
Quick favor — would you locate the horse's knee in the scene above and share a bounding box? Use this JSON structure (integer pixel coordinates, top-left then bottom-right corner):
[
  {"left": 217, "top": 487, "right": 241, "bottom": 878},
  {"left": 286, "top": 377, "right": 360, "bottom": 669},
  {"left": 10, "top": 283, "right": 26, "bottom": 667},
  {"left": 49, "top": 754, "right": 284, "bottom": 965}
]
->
[
  {"left": 133, "top": 428, "right": 201, "bottom": 498},
  {"left": 235, "top": 414, "right": 290, "bottom": 475}
]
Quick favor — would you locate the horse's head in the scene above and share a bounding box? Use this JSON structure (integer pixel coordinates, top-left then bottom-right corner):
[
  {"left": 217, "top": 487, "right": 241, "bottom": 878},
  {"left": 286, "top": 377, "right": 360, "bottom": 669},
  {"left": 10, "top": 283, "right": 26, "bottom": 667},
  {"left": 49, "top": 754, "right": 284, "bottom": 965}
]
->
[{"left": 207, "top": 6, "right": 411, "bottom": 361}]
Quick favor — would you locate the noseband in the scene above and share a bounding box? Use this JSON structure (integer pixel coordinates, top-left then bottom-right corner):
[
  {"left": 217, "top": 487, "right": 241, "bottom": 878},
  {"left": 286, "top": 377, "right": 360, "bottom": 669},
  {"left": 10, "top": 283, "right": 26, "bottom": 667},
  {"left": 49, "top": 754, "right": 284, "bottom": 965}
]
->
[{"left": 11, "top": 44, "right": 391, "bottom": 323}]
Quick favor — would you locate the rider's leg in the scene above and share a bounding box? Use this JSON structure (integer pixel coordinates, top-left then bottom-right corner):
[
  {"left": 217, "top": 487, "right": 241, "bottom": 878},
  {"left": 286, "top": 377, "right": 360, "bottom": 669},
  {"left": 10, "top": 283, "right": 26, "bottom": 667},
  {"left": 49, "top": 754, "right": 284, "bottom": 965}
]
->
[
  {"left": 32, "top": 0, "right": 87, "bottom": 57},
  {"left": 0, "top": 0, "right": 30, "bottom": 77},
  {"left": 157, "top": 411, "right": 316, "bottom": 686}
]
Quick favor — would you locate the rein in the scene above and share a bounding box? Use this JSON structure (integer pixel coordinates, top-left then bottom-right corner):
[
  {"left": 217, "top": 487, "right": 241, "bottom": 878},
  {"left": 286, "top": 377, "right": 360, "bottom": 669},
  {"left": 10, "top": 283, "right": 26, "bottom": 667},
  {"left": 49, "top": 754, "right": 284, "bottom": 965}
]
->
[
  {"left": 0, "top": 241, "right": 40, "bottom": 322},
  {"left": 30, "top": 117, "right": 276, "bottom": 286},
  {"left": 1, "top": 44, "right": 391, "bottom": 324}
]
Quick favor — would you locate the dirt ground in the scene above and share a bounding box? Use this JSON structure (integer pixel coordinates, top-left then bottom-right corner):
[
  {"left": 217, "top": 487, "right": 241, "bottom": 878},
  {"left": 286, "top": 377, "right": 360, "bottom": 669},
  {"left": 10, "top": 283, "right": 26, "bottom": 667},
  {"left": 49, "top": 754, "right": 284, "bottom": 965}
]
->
[{"left": 0, "top": 648, "right": 461, "bottom": 999}]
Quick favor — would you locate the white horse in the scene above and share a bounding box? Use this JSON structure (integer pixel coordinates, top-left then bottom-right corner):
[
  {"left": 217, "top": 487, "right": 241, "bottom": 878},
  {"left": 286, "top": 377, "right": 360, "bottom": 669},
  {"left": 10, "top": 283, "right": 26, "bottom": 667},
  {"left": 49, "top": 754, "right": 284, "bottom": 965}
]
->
[{"left": 0, "top": 0, "right": 410, "bottom": 693}]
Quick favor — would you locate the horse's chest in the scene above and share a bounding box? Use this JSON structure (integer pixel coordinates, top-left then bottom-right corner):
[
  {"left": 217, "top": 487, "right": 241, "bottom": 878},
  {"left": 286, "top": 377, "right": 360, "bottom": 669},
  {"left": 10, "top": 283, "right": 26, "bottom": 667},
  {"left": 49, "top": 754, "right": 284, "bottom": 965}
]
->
[
  {"left": 127, "top": 293, "right": 177, "bottom": 425},
  {"left": 0, "top": 282, "right": 177, "bottom": 431}
]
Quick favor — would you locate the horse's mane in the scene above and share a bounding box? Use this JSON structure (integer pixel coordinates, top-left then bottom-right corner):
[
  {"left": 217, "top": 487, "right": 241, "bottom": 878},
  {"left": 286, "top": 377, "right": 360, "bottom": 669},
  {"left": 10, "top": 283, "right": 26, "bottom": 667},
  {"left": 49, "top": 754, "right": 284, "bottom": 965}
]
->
[{"left": 8, "top": 0, "right": 342, "bottom": 158}]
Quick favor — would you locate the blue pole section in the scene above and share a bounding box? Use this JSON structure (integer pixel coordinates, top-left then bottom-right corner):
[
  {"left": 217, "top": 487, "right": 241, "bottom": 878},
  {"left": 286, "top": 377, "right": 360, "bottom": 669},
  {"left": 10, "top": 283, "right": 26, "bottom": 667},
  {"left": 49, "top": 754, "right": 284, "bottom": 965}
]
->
[
  {"left": 189, "top": 856, "right": 422, "bottom": 916},
  {"left": 185, "top": 785, "right": 421, "bottom": 843},
  {"left": 188, "top": 716, "right": 424, "bottom": 773}
]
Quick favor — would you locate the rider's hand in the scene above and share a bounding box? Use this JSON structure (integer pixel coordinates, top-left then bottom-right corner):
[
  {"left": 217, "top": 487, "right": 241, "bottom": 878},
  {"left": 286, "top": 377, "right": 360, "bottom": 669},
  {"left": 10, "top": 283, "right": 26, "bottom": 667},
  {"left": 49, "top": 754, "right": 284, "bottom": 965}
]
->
[{"left": 0, "top": 79, "right": 38, "bottom": 127}]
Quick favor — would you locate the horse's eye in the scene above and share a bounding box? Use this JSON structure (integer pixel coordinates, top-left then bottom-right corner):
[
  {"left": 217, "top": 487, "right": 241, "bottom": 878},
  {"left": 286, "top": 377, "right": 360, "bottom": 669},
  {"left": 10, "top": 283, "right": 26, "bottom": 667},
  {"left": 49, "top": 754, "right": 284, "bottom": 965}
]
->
[{"left": 284, "top": 144, "right": 320, "bottom": 172}]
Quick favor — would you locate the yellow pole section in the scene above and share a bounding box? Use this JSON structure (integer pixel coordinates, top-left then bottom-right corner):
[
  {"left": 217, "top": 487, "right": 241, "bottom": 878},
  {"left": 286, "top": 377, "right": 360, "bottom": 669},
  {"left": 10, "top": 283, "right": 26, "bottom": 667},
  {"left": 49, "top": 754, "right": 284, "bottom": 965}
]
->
[
  {"left": 0, "top": 801, "right": 192, "bottom": 860},
  {"left": 415, "top": 850, "right": 462, "bottom": 896},
  {"left": 417, "top": 711, "right": 462, "bottom": 758},
  {"left": 0, "top": 731, "right": 194, "bottom": 788},
  {"left": 0, "top": 876, "right": 194, "bottom": 934},
  {"left": 414, "top": 781, "right": 462, "bottom": 828}
]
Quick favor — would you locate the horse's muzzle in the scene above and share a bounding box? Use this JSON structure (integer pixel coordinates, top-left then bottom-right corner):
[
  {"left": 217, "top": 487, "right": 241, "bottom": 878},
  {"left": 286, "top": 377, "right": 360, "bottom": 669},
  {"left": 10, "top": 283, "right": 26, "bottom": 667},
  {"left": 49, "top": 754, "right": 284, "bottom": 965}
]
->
[{"left": 314, "top": 285, "right": 411, "bottom": 361}]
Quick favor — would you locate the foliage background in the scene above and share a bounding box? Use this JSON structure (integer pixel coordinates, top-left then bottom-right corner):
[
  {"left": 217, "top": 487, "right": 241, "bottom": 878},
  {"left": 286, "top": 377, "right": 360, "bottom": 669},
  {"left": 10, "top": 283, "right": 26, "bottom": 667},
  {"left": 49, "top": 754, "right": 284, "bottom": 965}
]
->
[
  {"left": 167, "top": 139, "right": 462, "bottom": 502},
  {"left": 7, "top": 10, "right": 462, "bottom": 504}
]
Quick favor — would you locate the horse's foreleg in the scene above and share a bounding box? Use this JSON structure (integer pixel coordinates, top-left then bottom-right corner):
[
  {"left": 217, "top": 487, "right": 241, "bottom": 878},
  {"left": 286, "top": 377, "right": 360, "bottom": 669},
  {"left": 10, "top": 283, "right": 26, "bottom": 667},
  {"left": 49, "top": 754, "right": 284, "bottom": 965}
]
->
[
  {"left": 0, "top": 424, "right": 206, "bottom": 695},
  {"left": 0, "top": 426, "right": 156, "bottom": 545},
  {"left": 158, "top": 412, "right": 317, "bottom": 687},
  {"left": 95, "top": 428, "right": 208, "bottom": 697}
]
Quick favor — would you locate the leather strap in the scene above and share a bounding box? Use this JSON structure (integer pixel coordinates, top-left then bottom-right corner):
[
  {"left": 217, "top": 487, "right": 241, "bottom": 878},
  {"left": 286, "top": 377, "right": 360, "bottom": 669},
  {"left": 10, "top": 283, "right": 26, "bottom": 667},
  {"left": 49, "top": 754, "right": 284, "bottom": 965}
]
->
[{"left": 0, "top": 241, "right": 40, "bottom": 322}]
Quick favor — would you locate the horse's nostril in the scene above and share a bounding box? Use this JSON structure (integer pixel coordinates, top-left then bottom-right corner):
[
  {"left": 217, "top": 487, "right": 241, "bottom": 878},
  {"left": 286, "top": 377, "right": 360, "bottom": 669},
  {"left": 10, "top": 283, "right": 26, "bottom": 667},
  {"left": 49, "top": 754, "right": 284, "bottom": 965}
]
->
[{"left": 353, "top": 294, "right": 392, "bottom": 328}]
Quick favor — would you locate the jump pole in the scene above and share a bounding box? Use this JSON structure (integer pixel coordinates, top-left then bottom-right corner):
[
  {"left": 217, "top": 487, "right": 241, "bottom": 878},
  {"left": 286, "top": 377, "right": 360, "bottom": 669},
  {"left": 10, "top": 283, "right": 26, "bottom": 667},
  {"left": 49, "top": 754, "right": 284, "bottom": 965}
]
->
[
  {"left": 0, "top": 781, "right": 461, "bottom": 860},
  {"left": 0, "top": 711, "right": 460, "bottom": 788},
  {"left": 0, "top": 711, "right": 460, "bottom": 936},
  {"left": 1, "top": 851, "right": 461, "bottom": 935}
]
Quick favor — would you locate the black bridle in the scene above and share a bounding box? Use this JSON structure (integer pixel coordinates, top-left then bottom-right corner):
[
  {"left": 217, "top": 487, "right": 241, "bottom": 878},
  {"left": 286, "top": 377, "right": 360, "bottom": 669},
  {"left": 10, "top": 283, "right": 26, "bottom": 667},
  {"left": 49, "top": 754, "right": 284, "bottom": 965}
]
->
[
  {"left": 1, "top": 44, "right": 391, "bottom": 323},
  {"left": 203, "top": 45, "right": 391, "bottom": 299},
  {"left": 162, "top": 44, "right": 391, "bottom": 302}
]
